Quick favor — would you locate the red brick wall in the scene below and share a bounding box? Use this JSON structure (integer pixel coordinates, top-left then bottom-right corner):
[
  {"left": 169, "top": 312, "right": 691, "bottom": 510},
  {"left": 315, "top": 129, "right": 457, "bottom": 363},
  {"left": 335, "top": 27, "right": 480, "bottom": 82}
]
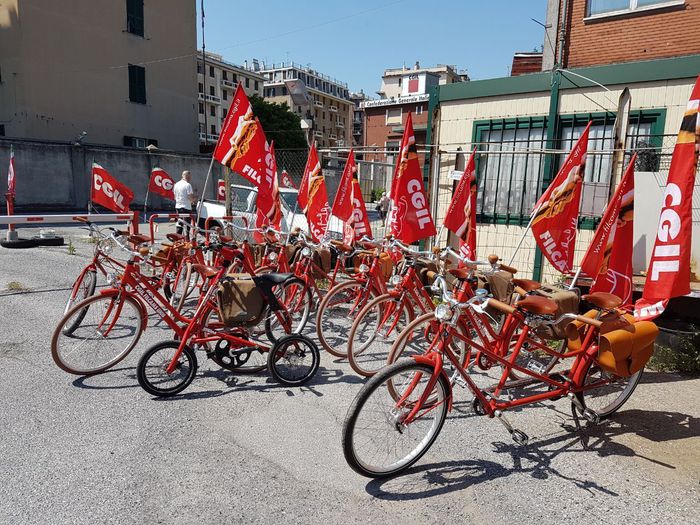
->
[
  {"left": 511, "top": 54, "right": 544, "bottom": 75},
  {"left": 560, "top": 0, "right": 700, "bottom": 68},
  {"left": 363, "top": 102, "right": 428, "bottom": 167}
]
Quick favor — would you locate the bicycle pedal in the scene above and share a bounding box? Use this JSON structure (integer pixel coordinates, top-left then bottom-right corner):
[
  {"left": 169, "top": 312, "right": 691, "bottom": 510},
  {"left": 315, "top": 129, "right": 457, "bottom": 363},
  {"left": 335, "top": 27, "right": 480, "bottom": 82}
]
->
[
  {"left": 582, "top": 408, "right": 600, "bottom": 425},
  {"left": 510, "top": 429, "right": 529, "bottom": 447}
]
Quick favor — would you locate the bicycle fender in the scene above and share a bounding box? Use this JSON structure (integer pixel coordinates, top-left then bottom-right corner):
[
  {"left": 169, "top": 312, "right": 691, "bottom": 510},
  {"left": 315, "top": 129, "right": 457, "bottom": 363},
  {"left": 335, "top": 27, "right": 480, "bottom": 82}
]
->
[
  {"left": 410, "top": 354, "right": 454, "bottom": 412},
  {"left": 98, "top": 288, "right": 149, "bottom": 332}
]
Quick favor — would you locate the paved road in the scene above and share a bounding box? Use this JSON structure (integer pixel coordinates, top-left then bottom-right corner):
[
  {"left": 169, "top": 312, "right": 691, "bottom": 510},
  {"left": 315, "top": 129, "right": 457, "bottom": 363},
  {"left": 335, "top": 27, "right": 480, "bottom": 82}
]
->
[{"left": 0, "top": 223, "right": 698, "bottom": 524}]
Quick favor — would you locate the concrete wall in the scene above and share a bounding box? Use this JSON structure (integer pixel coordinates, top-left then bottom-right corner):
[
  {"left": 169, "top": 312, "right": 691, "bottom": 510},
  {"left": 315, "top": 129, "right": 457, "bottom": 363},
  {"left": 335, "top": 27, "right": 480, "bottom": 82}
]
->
[
  {"left": 0, "top": 0, "right": 198, "bottom": 151},
  {"left": 0, "top": 138, "right": 224, "bottom": 211}
]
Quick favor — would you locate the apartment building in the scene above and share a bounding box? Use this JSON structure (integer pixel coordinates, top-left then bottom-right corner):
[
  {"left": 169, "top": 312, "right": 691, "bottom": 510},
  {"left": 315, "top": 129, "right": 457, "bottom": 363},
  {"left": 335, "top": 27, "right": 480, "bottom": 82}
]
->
[
  {"left": 196, "top": 52, "right": 265, "bottom": 148},
  {"left": 0, "top": 0, "right": 199, "bottom": 151},
  {"left": 349, "top": 91, "right": 370, "bottom": 149},
  {"left": 377, "top": 63, "right": 468, "bottom": 99},
  {"left": 259, "top": 62, "right": 352, "bottom": 148}
]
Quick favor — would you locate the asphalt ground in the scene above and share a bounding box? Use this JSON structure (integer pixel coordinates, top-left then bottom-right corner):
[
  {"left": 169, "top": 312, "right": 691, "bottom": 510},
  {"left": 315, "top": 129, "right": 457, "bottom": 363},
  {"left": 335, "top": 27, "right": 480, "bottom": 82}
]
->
[{"left": 0, "top": 221, "right": 698, "bottom": 525}]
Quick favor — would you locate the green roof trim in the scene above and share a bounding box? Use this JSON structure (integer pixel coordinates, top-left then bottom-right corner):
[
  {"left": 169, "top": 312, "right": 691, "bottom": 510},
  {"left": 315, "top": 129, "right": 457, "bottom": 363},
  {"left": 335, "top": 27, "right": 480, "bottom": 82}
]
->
[{"left": 438, "top": 54, "right": 700, "bottom": 102}]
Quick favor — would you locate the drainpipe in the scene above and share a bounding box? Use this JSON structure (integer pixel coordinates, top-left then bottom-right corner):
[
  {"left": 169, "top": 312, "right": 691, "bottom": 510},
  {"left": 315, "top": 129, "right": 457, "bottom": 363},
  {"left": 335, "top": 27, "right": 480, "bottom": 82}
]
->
[{"left": 532, "top": 0, "right": 569, "bottom": 282}]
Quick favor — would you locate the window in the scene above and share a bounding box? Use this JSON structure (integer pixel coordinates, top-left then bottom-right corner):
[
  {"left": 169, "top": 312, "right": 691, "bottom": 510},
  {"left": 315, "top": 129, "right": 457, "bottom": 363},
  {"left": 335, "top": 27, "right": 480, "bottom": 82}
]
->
[
  {"left": 198, "top": 82, "right": 203, "bottom": 93},
  {"left": 385, "top": 108, "right": 402, "bottom": 125},
  {"left": 254, "top": 80, "right": 259, "bottom": 91},
  {"left": 281, "top": 87, "right": 287, "bottom": 96},
  {"left": 126, "top": 0, "right": 144, "bottom": 37},
  {"left": 232, "top": 73, "right": 237, "bottom": 82},
  {"left": 211, "top": 124, "right": 216, "bottom": 135},
  {"left": 245, "top": 78, "right": 250, "bottom": 88},
  {"left": 210, "top": 106, "right": 215, "bottom": 117},
  {"left": 587, "top": 0, "right": 683, "bottom": 17},
  {"left": 209, "top": 85, "right": 215, "bottom": 96},
  {"left": 222, "top": 90, "right": 227, "bottom": 100},
  {"left": 197, "top": 62, "right": 203, "bottom": 74},
  {"left": 198, "top": 102, "right": 204, "bottom": 114},
  {"left": 0, "top": 124, "right": 5, "bottom": 136},
  {"left": 222, "top": 108, "right": 227, "bottom": 118},
  {"left": 123, "top": 135, "right": 153, "bottom": 148},
  {"left": 128, "top": 64, "right": 146, "bottom": 104},
  {"left": 416, "top": 105, "right": 424, "bottom": 115},
  {"left": 209, "top": 65, "right": 215, "bottom": 78},
  {"left": 222, "top": 71, "right": 228, "bottom": 80}
]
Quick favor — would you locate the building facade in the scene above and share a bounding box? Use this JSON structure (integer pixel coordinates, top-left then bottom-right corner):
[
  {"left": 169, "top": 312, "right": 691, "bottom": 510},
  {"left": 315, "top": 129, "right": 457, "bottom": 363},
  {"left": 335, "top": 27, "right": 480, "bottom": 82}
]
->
[
  {"left": 259, "top": 62, "right": 352, "bottom": 148},
  {"left": 196, "top": 52, "right": 265, "bottom": 149},
  {"left": 0, "top": 0, "right": 199, "bottom": 151},
  {"left": 349, "top": 91, "right": 369, "bottom": 149},
  {"left": 377, "top": 63, "right": 467, "bottom": 99}
]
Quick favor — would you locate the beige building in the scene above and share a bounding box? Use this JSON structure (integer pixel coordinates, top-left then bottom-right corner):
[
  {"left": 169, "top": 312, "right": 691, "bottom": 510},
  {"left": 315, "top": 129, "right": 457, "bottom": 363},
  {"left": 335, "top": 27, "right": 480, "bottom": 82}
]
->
[
  {"left": 196, "top": 52, "right": 265, "bottom": 148},
  {"left": 0, "top": 0, "right": 199, "bottom": 151},
  {"left": 259, "top": 62, "right": 352, "bottom": 148},
  {"left": 377, "top": 63, "right": 467, "bottom": 99}
]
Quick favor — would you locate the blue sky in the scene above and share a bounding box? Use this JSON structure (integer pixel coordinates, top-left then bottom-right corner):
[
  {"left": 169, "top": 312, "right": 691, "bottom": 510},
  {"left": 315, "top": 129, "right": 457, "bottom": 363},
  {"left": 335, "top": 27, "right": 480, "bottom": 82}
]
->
[{"left": 197, "top": 0, "right": 549, "bottom": 95}]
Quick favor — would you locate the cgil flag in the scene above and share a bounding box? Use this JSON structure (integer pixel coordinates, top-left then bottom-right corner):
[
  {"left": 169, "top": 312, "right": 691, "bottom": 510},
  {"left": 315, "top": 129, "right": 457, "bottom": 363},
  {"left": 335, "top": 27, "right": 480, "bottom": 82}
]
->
[
  {"left": 91, "top": 163, "right": 133, "bottom": 213},
  {"left": 217, "top": 179, "right": 226, "bottom": 201},
  {"left": 213, "top": 84, "right": 266, "bottom": 186},
  {"left": 635, "top": 76, "right": 700, "bottom": 320},
  {"left": 443, "top": 148, "right": 478, "bottom": 260},
  {"left": 302, "top": 144, "right": 331, "bottom": 242},
  {"left": 298, "top": 142, "right": 319, "bottom": 211},
  {"left": 280, "top": 169, "right": 297, "bottom": 190},
  {"left": 579, "top": 154, "right": 636, "bottom": 305},
  {"left": 255, "top": 139, "right": 282, "bottom": 239},
  {"left": 330, "top": 150, "right": 356, "bottom": 223},
  {"left": 7, "top": 146, "right": 16, "bottom": 196},
  {"left": 344, "top": 176, "right": 373, "bottom": 244},
  {"left": 148, "top": 167, "right": 175, "bottom": 201},
  {"left": 531, "top": 121, "right": 591, "bottom": 274},
  {"left": 389, "top": 112, "right": 436, "bottom": 244}
]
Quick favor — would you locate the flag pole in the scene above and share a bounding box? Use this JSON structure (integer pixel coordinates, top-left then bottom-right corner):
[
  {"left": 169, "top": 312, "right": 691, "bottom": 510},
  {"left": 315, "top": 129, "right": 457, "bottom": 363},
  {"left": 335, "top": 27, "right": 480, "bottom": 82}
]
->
[
  {"left": 507, "top": 202, "right": 542, "bottom": 266},
  {"left": 568, "top": 266, "right": 583, "bottom": 290},
  {"left": 195, "top": 156, "right": 216, "bottom": 228}
]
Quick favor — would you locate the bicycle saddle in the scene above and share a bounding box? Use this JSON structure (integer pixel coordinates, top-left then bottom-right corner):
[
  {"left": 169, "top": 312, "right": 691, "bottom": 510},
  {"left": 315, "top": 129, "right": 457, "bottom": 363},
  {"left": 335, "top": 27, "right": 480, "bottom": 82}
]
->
[
  {"left": 191, "top": 263, "right": 219, "bottom": 278},
  {"left": 330, "top": 240, "right": 353, "bottom": 253},
  {"left": 516, "top": 295, "right": 558, "bottom": 315},
  {"left": 256, "top": 272, "right": 293, "bottom": 286},
  {"left": 512, "top": 278, "right": 542, "bottom": 292},
  {"left": 128, "top": 233, "right": 151, "bottom": 245},
  {"left": 582, "top": 292, "right": 622, "bottom": 309},
  {"left": 448, "top": 268, "right": 472, "bottom": 280},
  {"left": 167, "top": 233, "right": 186, "bottom": 242}
]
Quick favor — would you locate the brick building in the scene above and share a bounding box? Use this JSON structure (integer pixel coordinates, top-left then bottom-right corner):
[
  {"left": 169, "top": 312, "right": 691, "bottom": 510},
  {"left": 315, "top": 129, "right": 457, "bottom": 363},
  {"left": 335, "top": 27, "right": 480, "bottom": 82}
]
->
[{"left": 543, "top": 0, "right": 699, "bottom": 69}]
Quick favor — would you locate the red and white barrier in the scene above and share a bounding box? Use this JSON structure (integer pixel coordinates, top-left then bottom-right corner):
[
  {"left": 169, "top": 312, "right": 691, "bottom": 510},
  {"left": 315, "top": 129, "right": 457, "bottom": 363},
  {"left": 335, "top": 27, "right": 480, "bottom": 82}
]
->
[{"left": 0, "top": 212, "right": 140, "bottom": 234}]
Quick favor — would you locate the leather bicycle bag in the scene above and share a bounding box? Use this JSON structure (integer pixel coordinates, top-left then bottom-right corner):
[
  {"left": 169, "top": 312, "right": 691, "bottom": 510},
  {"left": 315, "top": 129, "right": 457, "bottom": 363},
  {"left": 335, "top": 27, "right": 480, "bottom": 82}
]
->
[
  {"left": 216, "top": 274, "right": 265, "bottom": 327},
  {"left": 152, "top": 244, "right": 171, "bottom": 264},
  {"left": 533, "top": 284, "right": 580, "bottom": 340},
  {"left": 310, "top": 246, "right": 332, "bottom": 278},
  {"left": 414, "top": 258, "right": 438, "bottom": 286},
  {"left": 379, "top": 252, "right": 393, "bottom": 281}
]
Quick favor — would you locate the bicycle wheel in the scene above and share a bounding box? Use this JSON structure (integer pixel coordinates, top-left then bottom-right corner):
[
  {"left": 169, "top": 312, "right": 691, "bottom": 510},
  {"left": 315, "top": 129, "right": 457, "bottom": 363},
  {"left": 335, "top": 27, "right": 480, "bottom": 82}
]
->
[
  {"left": 62, "top": 269, "right": 97, "bottom": 335},
  {"left": 316, "top": 280, "right": 376, "bottom": 358},
  {"left": 169, "top": 262, "right": 201, "bottom": 311},
  {"left": 575, "top": 362, "right": 643, "bottom": 419},
  {"left": 264, "top": 278, "right": 313, "bottom": 343},
  {"left": 136, "top": 341, "right": 198, "bottom": 397},
  {"left": 347, "top": 294, "right": 412, "bottom": 377},
  {"left": 201, "top": 308, "right": 268, "bottom": 374},
  {"left": 267, "top": 334, "right": 320, "bottom": 386},
  {"left": 342, "top": 359, "right": 450, "bottom": 478},
  {"left": 52, "top": 293, "right": 145, "bottom": 375}
]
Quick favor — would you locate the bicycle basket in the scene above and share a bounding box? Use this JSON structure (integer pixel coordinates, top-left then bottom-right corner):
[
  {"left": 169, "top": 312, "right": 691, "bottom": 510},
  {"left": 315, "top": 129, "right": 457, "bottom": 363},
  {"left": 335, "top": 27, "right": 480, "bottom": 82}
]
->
[
  {"left": 532, "top": 285, "right": 580, "bottom": 340},
  {"left": 216, "top": 275, "right": 265, "bottom": 327}
]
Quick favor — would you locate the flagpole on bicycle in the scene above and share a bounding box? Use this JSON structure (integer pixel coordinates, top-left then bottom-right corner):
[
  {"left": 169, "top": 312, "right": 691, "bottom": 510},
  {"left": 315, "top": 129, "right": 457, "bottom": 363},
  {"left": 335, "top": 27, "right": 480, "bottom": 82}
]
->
[
  {"left": 195, "top": 156, "right": 216, "bottom": 229},
  {"left": 507, "top": 202, "right": 542, "bottom": 266},
  {"left": 568, "top": 266, "right": 583, "bottom": 290}
]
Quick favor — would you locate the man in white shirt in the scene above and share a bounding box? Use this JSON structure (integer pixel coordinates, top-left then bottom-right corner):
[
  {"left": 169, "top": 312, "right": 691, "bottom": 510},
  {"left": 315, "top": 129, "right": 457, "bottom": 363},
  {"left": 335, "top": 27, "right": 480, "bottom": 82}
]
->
[{"left": 173, "top": 170, "right": 195, "bottom": 234}]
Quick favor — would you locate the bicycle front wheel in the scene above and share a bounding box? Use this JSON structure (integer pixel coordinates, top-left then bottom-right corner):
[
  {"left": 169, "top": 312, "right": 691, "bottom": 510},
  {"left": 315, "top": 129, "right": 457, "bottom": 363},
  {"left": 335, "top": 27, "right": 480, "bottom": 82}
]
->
[
  {"left": 52, "top": 293, "right": 145, "bottom": 375},
  {"left": 62, "top": 269, "right": 97, "bottom": 335},
  {"left": 342, "top": 359, "right": 450, "bottom": 478},
  {"left": 347, "top": 294, "right": 412, "bottom": 377},
  {"left": 316, "top": 280, "right": 376, "bottom": 358},
  {"left": 136, "top": 340, "right": 198, "bottom": 397}
]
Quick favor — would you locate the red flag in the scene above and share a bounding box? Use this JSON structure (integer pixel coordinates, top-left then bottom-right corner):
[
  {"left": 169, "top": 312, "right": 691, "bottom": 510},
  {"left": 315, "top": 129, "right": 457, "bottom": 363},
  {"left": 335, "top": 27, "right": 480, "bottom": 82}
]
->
[
  {"left": 213, "top": 84, "right": 265, "bottom": 186},
  {"left": 7, "top": 147, "right": 15, "bottom": 195},
  {"left": 217, "top": 179, "right": 226, "bottom": 201},
  {"left": 635, "top": 76, "right": 700, "bottom": 320},
  {"left": 331, "top": 150, "right": 355, "bottom": 223},
  {"left": 444, "top": 148, "right": 477, "bottom": 259},
  {"left": 531, "top": 121, "right": 591, "bottom": 274},
  {"left": 280, "top": 169, "right": 297, "bottom": 190},
  {"left": 389, "top": 113, "right": 436, "bottom": 244},
  {"left": 580, "top": 155, "right": 636, "bottom": 304},
  {"left": 345, "top": 177, "right": 373, "bottom": 243},
  {"left": 148, "top": 167, "right": 174, "bottom": 200},
  {"left": 305, "top": 151, "right": 331, "bottom": 242},
  {"left": 255, "top": 140, "right": 282, "bottom": 240},
  {"left": 298, "top": 143, "right": 319, "bottom": 210},
  {"left": 91, "top": 163, "right": 133, "bottom": 213}
]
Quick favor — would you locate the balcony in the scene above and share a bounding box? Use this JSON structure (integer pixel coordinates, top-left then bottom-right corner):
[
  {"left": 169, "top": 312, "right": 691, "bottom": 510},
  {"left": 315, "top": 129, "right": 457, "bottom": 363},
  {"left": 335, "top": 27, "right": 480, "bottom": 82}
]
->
[
  {"left": 314, "top": 100, "right": 323, "bottom": 108},
  {"left": 336, "top": 122, "right": 344, "bottom": 128},
  {"left": 313, "top": 130, "right": 323, "bottom": 138},
  {"left": 198, "top": 93, "right": 222, "bottom": 105},
  {"left": 221, "top": 79, "right": 237, "bottom": 89},
  {"left": 329, "top": 105, "right": 338, "bottom": 113},
  {"left": 329, "top": 133, "right": 337, "bottom": 140},
  {"left": 198, "top": 132, "right": 220, "bottom": 142}
]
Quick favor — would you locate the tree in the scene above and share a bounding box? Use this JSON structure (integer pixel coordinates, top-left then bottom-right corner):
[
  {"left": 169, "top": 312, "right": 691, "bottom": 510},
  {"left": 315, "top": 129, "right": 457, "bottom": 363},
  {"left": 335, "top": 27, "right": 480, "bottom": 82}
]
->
[{"left": 249, "top": 95, "right": 308, "bottom": 149}]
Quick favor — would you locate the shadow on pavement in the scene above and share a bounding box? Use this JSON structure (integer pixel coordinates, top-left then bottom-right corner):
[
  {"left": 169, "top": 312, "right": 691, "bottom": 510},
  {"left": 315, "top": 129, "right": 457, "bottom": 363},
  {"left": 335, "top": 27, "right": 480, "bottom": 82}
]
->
[{"left": 365, "top": 408, "right": 696, "bottom": 500}]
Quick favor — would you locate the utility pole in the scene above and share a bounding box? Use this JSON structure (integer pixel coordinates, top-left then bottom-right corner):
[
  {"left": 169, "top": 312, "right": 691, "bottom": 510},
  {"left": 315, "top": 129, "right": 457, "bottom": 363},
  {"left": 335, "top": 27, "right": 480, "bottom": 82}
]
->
[{"left": 201, "top": 0, "right": 207, "bottom": 147}]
